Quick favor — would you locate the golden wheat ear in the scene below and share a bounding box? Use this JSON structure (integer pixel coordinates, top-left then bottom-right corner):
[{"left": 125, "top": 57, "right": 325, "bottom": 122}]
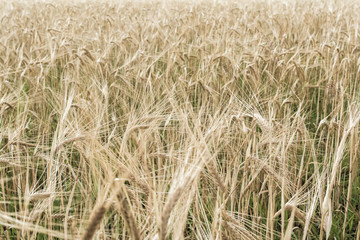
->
[
  {"left": 113, "top": 178, "right": 141, "bottom": 240},
  {"left": 81, "top": 202, "right": 109, "bottom": 240}
]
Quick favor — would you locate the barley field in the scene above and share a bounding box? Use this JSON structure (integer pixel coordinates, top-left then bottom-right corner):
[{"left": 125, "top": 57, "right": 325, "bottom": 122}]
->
[{"left": 0, "top": 0, "right": 360, "bottom": 239}]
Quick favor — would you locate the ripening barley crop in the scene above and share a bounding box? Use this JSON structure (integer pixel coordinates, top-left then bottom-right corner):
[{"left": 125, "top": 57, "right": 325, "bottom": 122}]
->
[{"left": 0, "top": 0, "right": 360, "bottom": 239}]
